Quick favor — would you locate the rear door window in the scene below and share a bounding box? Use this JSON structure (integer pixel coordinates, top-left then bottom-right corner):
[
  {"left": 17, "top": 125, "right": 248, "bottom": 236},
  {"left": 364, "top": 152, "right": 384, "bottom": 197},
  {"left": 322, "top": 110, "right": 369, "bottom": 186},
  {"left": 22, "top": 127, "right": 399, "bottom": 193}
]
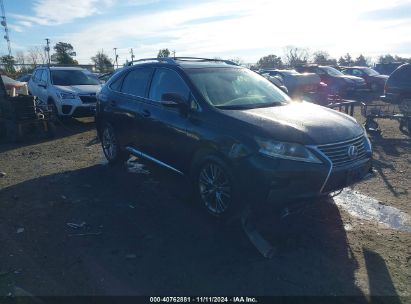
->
[{"left": 120, "top": 68, "right": 152, "bottom": 97}]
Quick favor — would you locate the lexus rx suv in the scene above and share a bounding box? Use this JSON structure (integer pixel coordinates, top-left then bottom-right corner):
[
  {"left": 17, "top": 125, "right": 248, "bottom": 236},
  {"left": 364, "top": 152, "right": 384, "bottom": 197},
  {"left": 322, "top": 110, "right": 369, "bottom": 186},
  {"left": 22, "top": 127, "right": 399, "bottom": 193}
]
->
[
  {"left": 96, "top": 58, "right": 373, "bottom": 217},
  {"left": 28, "top": 67, "right": 101, "bottom": 118}
]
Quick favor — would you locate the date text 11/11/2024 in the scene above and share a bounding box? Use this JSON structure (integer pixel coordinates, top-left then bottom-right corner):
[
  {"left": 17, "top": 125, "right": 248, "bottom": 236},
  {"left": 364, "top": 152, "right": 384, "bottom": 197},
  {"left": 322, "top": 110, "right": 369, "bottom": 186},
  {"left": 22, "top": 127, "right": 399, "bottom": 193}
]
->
[{"left": 149, "top": 297, "right": 258, "bottom": 303}]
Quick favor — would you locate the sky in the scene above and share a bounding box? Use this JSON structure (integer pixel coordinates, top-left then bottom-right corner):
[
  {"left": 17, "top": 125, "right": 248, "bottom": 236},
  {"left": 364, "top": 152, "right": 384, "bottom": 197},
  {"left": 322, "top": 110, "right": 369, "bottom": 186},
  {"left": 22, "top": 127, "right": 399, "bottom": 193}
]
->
[{"left": 2, "top": 0, "right": 411, "bottom": 65}]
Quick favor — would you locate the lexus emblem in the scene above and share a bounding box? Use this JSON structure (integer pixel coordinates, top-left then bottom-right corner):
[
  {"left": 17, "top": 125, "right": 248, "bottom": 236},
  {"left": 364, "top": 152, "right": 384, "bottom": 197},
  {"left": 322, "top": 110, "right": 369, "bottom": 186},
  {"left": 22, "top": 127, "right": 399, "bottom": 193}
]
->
[{"left": 347, "top": 145, "right": 358, "bottom": 159}]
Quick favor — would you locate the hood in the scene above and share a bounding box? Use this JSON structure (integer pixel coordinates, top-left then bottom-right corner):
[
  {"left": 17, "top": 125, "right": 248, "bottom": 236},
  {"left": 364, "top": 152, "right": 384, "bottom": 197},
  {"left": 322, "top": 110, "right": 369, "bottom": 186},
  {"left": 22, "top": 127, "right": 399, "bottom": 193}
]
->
[
  {"left": 336, "top": 75, "right": 364, "bottom": 82},
  {"left": 55, "top": 84, "right": 101, "bottom": 95},
  {"left": 220, "top": 102, "right": 363, "bottom": 145}
]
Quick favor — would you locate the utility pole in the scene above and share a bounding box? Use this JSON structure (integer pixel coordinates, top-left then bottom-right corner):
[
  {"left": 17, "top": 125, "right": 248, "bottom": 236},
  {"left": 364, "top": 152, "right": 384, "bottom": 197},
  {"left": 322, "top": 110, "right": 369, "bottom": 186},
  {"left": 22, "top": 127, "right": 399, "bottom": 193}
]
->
[
  {"left": 45, "top": 38, "right": 51, "bottom": 64},
  {"left": 0, "top": 0, "right": 12, "bottom": 57},
  {"left": 130, "top": 48, "right": 135, "bottom": 62},
  {"left": 172, "top": 50, "right": 176, "bottom": 58},
  {"left": 113, "top": 48, "right": 119, "bottom": 69}
]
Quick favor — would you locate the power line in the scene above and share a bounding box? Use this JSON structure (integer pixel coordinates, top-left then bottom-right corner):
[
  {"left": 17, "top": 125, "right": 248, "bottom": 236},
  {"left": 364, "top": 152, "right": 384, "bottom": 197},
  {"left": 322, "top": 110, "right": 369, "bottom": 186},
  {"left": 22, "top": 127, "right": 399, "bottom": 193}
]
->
[
  {"left": 45, "top": 38, "right": 51, "bottom": 64},
  {"left": 0, "top": 0, "right": 12, "bottom": 56},
  {"left": 113, "top": 47, "right": 119, "bottom": 68}
]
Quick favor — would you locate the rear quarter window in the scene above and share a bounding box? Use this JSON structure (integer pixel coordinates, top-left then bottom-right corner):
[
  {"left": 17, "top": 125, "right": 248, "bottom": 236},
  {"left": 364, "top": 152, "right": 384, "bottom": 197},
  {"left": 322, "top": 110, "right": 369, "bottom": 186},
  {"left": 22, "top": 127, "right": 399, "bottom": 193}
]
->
[{"left": 120, "top": 68, "right": 152, "bottom": 97}]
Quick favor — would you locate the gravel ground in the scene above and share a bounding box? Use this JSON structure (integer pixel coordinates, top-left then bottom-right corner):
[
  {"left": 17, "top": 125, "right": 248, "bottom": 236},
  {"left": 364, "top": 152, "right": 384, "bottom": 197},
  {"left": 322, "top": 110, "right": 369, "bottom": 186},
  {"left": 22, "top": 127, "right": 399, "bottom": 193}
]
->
[{"left": 0, "top": 108, "right": 410, "bottom": 301}]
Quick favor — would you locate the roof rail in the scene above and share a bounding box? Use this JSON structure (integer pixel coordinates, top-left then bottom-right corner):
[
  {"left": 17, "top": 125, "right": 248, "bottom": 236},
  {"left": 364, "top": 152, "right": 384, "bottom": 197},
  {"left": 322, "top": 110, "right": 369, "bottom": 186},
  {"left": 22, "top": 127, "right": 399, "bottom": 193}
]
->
[
  {"left": 126, "top": 58, "right": 175, "bottom": 66},
  {"left": 173, "top": 57, "right": 239, "bottom": 66},
  {"left": 126, "top": 57, "right": 239, "bottom": 67}
]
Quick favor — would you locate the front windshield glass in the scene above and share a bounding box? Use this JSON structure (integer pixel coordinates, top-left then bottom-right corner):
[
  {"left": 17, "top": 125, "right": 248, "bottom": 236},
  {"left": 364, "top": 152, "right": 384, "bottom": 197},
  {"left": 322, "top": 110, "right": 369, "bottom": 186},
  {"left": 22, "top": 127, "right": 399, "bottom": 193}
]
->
[
  {"left": 362, "top": 68, "right": 380, "bottom": 76},
  {"left": 186, "top": 68, "right": 290, "bottom": 109},
  {"left": 321, "top": 66, "right": 343, "bottom": 76},
  {"left": 51, "top": 70, "right": 101, "bottom": 86}
]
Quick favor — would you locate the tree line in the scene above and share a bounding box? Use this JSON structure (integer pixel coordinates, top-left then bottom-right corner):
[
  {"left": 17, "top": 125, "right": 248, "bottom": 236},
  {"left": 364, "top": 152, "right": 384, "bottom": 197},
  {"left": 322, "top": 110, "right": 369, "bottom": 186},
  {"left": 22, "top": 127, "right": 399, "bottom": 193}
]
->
[
  {"left": 0, "top": 42, "right": 114, "bottom": 77},
  {"left": 252, "top": 46, "right": 411, "bottom": 70},
  {"left": 1, "top": 43, "right": 411, "bottom": 78}
]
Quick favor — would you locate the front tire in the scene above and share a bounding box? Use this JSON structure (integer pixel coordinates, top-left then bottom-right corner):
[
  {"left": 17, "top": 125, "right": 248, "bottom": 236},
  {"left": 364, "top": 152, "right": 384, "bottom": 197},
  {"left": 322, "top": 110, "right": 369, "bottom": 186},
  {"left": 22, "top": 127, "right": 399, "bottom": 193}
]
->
[
  {"left": 101, "top": 123, "right": 128, "bottom": 164},
  {"left": 195, "top": 156, "right": 238, "bottom": 218}
]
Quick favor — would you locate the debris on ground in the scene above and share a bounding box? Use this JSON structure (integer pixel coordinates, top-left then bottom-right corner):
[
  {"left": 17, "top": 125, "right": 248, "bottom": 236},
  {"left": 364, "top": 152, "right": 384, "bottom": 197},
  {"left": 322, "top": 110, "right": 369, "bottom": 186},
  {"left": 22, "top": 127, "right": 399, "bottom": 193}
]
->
[
  {"left": 66, "top": 222, "right": 86, "bottom": 229},
  {"left": 0, "top": 171, "right": 6, "bottom": 177},
  {"left": 16, "top": 228, "right": 24, "bottom": 234},
  {"left": 125, "top": 254, "right": 137, "bottom": 259},
  {"left": 241, "top": 207, "right": 276, "bottom": 259}
]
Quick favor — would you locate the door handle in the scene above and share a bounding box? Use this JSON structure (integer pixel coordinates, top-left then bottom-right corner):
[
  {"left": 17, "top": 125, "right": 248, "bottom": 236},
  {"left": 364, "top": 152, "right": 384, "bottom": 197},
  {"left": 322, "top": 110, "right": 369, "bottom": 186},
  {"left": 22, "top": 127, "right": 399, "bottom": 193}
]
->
[{"left": 142, "top": 109, "right": 151, "bottom": 117}]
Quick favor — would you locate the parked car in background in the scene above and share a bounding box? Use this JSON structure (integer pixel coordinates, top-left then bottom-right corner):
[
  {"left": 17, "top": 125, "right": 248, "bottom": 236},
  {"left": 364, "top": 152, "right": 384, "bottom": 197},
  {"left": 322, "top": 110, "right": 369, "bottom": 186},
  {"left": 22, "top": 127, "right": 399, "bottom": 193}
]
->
[
  {"left": 96, "top": 57, "right": 372, "bottom": 218},
  {"left": 16, "top": 74, "right": 32, "bottom": 83},
  {"left": 382, "top": 64, "right": 411, "bottom": 114},
  {"left": 341, "top": 67, "right": 388, "bottom": 92},
  {"left": 260, "top": 69, "right": 328, "bottom": 104},
  {"left": 28, "top": 66, "right": 101, "bottom": 119},
  {"left": 259, "top": 72, "right": 289, "bottom": 94},
  {"left": 296, "top": 65, "right": 367, "bottom": 97}
]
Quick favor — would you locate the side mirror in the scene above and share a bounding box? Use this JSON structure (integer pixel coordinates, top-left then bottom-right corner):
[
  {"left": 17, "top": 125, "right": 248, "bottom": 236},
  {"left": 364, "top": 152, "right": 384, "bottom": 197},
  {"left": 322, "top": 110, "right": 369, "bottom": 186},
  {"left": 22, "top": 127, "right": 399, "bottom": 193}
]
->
[
  {"left": 161, "top": 92, "right": 189, "bottom": 115},
  {"left": 161, "top": 92, "right": 186, "bottom": 105}
]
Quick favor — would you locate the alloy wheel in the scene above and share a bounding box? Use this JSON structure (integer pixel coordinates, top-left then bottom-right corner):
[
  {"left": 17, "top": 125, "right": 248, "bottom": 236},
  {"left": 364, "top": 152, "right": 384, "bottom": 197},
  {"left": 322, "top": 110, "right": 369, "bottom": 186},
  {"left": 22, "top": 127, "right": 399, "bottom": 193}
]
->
[
  {"left": 102, "top": 126, "right": 117, "bottom": 161},
  {"left": 198, "top": 162, "right": 232, "bottom": 215}
]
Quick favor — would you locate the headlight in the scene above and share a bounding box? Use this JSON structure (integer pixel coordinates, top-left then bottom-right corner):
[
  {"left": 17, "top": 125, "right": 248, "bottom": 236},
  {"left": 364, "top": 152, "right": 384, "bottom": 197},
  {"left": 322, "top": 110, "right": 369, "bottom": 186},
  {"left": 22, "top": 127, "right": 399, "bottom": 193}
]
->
[
  {"left": 255, "top": 138, "right": 322, "bottom": 163},
  {"left": 58, "top": 92, "right": 77, "bottom": 99}
]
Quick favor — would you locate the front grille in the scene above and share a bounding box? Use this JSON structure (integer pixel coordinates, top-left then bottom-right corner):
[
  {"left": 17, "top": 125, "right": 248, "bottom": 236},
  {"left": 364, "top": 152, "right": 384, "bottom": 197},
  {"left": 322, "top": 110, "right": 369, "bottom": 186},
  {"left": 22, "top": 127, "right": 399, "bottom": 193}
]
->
[
  {"left": 79, "top": 95, "right": 96, "bottom": 103},
  {"left": 317, "top": 136, "right": 367, "bottom": 168}
]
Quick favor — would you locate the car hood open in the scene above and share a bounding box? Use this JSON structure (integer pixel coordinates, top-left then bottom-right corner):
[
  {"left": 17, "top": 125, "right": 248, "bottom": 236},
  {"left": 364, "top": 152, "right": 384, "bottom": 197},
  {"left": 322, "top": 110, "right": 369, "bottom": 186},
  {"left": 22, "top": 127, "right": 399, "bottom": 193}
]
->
[{"left": 221, "top": 102, "right": 363, "bottom": 145}]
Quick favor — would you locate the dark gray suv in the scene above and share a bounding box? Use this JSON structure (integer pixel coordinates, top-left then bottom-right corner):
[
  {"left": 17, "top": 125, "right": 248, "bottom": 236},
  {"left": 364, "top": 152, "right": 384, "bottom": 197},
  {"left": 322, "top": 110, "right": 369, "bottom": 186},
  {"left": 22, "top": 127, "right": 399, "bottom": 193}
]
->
[{"left": 96, "top": 57, "right": 373, "bottom": 217}]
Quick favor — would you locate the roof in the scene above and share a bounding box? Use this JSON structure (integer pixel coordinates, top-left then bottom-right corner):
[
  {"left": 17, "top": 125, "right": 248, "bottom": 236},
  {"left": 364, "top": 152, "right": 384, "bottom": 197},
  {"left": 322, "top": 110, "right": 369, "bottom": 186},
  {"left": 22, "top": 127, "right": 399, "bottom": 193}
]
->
[{"left": 127, "top": 57, "right": 241, "bottom": 69}]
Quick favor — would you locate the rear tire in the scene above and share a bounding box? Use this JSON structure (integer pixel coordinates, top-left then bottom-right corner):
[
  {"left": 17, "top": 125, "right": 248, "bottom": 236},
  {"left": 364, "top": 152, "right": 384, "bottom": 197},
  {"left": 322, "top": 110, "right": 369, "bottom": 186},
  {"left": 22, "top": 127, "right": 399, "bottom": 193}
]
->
[{"left": 101, "top": 122, "right": 128, "bottom": 164}]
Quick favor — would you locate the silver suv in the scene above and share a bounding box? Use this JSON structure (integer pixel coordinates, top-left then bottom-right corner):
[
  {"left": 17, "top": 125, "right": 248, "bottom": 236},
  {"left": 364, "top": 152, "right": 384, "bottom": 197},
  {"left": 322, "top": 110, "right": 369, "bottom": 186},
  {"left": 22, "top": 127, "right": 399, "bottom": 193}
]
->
[{"left": 28, "top": 67, "right": 101, "bottom": 118}]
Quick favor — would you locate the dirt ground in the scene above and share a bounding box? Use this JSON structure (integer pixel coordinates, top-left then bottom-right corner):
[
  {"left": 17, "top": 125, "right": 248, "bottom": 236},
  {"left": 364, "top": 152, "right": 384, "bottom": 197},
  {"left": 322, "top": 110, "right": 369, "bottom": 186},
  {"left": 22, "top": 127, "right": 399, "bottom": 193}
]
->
[{"left": 0, "top": 105, "right": 410, "bottom": 302}]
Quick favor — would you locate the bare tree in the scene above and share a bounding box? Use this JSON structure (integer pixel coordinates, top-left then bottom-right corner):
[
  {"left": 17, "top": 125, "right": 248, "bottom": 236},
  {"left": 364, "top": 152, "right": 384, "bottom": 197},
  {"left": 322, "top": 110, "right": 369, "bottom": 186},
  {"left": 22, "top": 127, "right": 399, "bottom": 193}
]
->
[
  {"left": 283, "top": 46, "right": 310, "bottom": 68},
  {"left": 27, "top": 46, "right": 47, "bottom": 66}
]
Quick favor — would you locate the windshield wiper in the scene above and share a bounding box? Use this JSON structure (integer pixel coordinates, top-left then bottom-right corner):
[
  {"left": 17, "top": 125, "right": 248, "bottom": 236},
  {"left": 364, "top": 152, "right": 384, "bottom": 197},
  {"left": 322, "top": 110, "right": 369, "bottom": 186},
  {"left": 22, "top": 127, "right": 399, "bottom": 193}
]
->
[{"left": 216, "top": 102, "right": 281, "bottom": 110}]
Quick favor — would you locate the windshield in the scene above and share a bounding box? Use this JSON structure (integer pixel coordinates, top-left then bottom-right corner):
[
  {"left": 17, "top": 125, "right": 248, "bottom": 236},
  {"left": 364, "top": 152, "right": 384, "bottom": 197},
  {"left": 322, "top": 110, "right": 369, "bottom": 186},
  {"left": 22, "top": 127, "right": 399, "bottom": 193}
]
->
[
  {"left": 362, "top": 68, "right": 380, "bottom": 76},
  {"left": 51, "top": 70, "right": 100, "bottom": 86},
  {"left": 320, "top": 66, "right": 343, "bottom": 76},
  {"left": 186, "top": 68, "right": 290, "bottom": 109}
]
